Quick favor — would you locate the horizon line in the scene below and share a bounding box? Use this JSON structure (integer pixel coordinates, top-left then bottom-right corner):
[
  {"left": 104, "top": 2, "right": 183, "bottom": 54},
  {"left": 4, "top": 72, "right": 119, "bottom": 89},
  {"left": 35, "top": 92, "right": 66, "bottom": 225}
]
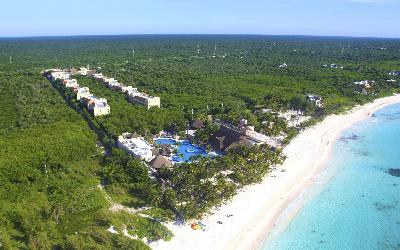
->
[{"left": 0, "top": 33, "right": 399, "bottom": 40}]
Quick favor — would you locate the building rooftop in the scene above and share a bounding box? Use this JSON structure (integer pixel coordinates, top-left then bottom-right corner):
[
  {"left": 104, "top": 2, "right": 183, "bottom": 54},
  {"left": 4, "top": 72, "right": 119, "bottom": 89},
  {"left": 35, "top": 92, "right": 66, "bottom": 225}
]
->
[
  {"left": 150, "top": 155, "right": 172, "bottom": 169},
  {"left": 118, "top": 133, "right": 153, "bottom": 161}
]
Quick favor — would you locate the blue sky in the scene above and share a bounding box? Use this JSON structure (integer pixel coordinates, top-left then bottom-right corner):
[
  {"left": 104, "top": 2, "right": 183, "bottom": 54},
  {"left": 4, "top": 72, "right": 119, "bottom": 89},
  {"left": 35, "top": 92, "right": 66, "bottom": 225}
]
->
[{"left": 1, "top": 0, "right": 399, "bottom": 38}]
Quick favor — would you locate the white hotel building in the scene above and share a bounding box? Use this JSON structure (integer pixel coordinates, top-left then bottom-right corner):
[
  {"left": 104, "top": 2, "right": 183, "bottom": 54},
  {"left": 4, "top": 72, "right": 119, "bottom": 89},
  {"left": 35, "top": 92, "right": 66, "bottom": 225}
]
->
[
  {"left": 127, "top": 88, "right": 161, "bottom": 109},
  {"left": 117, "top": 133, "right": 154, "bottom": 161}
]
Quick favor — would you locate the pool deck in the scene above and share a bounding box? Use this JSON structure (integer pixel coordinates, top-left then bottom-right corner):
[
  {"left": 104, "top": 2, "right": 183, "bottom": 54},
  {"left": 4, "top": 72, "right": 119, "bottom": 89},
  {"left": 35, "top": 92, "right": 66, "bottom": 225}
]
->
[{"left": 154, "top": 137, "right": 217, "bottom": 163}]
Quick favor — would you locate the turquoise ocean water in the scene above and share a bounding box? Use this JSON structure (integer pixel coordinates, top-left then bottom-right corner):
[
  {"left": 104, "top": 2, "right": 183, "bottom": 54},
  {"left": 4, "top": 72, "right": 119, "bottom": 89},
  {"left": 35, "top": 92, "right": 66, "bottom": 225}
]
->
[{"left": 262, "top": 103, "right": 400, "bottom": 250}]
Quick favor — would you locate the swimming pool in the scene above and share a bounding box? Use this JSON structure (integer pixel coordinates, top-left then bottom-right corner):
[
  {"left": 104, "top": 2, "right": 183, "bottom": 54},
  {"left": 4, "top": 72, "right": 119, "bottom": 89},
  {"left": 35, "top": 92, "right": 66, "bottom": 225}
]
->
[{"left": 155, "top": 138, "right": 209, "bottom": 163}]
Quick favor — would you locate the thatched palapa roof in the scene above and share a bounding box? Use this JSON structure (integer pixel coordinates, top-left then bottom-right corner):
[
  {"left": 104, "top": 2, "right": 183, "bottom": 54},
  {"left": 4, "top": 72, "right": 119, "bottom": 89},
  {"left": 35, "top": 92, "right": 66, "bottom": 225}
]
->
[
  {"left": 191, "top": 119, "right": 204, "bottom": 129},
  {"left": 210, "top": 125, "right": 253, "bottom": 151},
  {"left": 150, "top": 155, "right": 172, "bottom": 169}
]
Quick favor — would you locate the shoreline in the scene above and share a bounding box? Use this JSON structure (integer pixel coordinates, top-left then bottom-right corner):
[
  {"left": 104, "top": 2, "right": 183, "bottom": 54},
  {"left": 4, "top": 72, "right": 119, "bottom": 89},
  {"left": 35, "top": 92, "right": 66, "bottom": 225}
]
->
[{"left": 152, "top": 94, "right": 400, "bottom": 250}]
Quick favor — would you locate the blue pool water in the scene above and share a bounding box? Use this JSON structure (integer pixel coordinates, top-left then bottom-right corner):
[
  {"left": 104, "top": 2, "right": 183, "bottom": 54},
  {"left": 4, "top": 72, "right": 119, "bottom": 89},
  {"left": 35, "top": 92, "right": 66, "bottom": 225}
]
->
[
  {"left": 155, "top": 138, "right": 209, "bottom": 163},
  {"left": 155, "top": 138, "right": 176, "bottom": 146},
  {"left": 262, "top": 103, "right": 400, "bottom": 250}
]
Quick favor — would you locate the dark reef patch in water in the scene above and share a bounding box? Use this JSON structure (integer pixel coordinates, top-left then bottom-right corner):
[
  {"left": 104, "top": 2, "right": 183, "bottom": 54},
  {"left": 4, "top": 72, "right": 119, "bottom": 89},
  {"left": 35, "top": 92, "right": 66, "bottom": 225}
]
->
[
  {"left": 386, "top": 117, "right": 400, "bottom": 121},
  {"left": 354, "top": 150, "right": 370, "bottom": 156},
  {"left": 388, "top": 168, "right": 400, "bottom": 177},
  {"left": 378, "top": 113, "right": 400, "bottom": 121},
  {"left": 348, "top": 147, "right": 371, "bottom": 157},
  {"left": 340, "top": 134, "right": 363, "bottom": 142},
  {"left": 377, "top": 241, "right": 400, "bottom": 250},
  {"left": 373, "top": 200, "right": 399, "bottom": 211}
]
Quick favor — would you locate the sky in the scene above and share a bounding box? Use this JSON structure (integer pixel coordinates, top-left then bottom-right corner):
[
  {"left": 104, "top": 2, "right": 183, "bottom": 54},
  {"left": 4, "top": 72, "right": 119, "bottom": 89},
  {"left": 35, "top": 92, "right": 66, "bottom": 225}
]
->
[{"left": 1, "top": 0, "right": 399, "bottom": 38}]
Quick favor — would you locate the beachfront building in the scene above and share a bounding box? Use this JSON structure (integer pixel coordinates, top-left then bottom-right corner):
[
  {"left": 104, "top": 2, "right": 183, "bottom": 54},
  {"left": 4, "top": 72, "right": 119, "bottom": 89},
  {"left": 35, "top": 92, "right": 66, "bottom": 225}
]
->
[
  {"left": 211, "top": 118, "right": 286, "bottom": 151},
  {"left": 244, "top": 126, "right": 274, "bottom": 144},
  {"left": 75, "top": 87, "right": 91, "bottom": 101},
  {"left": 389, "top": 71, "right": 400, "bottom": 76},
  {"left": 306, "top": 94, "right": 323, "bottom": 108},
  {"left": 117, "top": 133, "right": 154, "bottom": 161},
  {"left": 354, "top": 80, "right": 374, "bottom": 88},
  {"left": 87, "top": 98, "right": 110, "bottom": 117},
  {"left": 354, "top": 80, "right": 374, "bottom": 95},
  {"left": 238, "top": 119, "right": 282, "bottom": 146},
  {"left": 210, "top": 124, "right": 255, "bottom": 152},
  {"left": 278, "top": 110, "right": 310, "bottom": 128},
  {"left": 127, "top": 89, "right": 161, "bottom": 109}
]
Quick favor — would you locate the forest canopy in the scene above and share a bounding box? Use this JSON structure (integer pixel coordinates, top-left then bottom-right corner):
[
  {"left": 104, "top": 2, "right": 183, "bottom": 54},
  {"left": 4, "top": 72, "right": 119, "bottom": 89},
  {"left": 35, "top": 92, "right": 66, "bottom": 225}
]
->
[{"left": 0, "top": 35, "right": 399, "bottom": 248}]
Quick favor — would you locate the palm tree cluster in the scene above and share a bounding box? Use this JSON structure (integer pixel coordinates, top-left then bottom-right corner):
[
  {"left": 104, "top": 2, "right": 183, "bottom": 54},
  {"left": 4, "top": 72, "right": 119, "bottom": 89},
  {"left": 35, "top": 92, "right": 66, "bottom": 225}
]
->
[{"left": 158, "top": 145, "right": 285, "bottom": 219}]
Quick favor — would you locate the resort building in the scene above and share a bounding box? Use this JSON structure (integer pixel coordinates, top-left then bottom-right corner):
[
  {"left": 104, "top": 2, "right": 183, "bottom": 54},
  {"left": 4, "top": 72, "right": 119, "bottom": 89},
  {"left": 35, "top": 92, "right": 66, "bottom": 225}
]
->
[
  {"left": 81, "top": 94, "right": 96, "bottom": 104},
  {"left": 210, "top": 124, "right": 255, "bottom": 152},
  {"left": 243, "top": 126, "right": 270, "bottom": 144},
  {"left": 67, "top": 67, "right": 90, "bottom": 76},
  {"left": 109, "top": 82, "right": 124, "bottom": 91},
  {"left": 92, "top": 73, "right": 104, "bottom": 80},
  {"left": 44, "top": 68, "right": 111, "bottom": 117},
  {"left": 306, "top": 94, "right": 324, "bottom": 108},
  {"left": 117, "top": 133, "right": 154, "bottom": 161},
  {"left": 63, "top": 79, "right": 79, "bottom": 88},
  {"left": 77, "top": 67, "right": 89, "bottom": 75},
  {"left": 278, "top": 110, "right": 311, "bottom": 128},
  {"left": 101, "top": 77, "right": 114, "bottom": 83},
  {"left": 354, "top": 80, "right": 374, "bottom": 89},
  {"left": 212, "top": 118, "right": 284, "bottom": 151},
  {"left": 67, "top": 68, "right": 78, "bottom": 75},
  {"left": 88, "top": 70, "right": 161, "bottom": 109},
  {"left": 43, "top": 69, "right": 62, "bottom": 77},
  {"left": 99, "top": 77, "right": 124, "bottom": 91},
  {"left": 50, "top": 71, "right": 71, "bottom": 81},
  {"left": 354, "top": 80, "right": 374, "bottom": 95},
  {"left": 121, "top": 85, "right": 135, "bottom": 93},
  {"left": 75, "top": 87, "right": 91, "bottom": 101},
  {"left": 87, "top": 98, "right": 110, "bottom": 117},
  {"left": 237, "top": 118, "right": 282, "bottom": 146},
  {"left": 127, "top": 89, "right": 161, "bottom": 109}
]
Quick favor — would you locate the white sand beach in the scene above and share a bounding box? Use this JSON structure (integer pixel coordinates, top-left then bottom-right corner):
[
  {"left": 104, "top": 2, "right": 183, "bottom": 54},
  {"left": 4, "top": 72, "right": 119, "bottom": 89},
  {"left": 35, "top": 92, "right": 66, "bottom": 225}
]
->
[{"left": 152, "top": 94, "right": 400, "bottom": 250}]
